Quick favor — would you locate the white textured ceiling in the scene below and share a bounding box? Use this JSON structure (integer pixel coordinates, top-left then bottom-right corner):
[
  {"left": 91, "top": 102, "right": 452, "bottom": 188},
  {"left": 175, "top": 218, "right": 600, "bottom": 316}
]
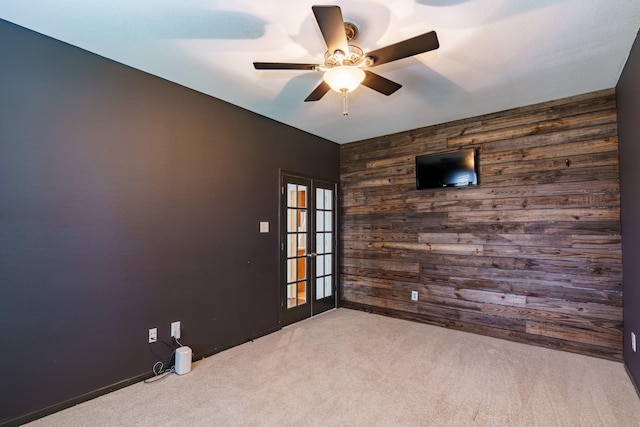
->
[{"left": 1, "top": 0, "right": 639, "bottom": 144}]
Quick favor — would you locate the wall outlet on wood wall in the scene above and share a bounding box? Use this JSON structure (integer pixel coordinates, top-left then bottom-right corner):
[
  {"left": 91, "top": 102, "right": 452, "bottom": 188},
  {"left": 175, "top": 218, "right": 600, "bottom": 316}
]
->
[{"left": 411, "top": 291, "right": 418, "bottom": 302}]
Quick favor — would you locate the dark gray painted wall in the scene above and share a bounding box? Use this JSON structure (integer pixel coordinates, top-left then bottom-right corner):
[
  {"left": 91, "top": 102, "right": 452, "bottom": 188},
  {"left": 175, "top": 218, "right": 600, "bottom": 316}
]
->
[
  {"left": 618, "top": 30, "right": 640, "bottom": 387},
  {"left": 0, "top": 19, "right": 338, "bottom": 424}
]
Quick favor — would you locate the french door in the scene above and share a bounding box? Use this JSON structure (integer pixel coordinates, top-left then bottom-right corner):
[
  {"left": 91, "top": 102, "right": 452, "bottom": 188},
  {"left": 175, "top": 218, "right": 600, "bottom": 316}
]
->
[{"left": 281, "top": 173, "right": 337, "bottom": 326}]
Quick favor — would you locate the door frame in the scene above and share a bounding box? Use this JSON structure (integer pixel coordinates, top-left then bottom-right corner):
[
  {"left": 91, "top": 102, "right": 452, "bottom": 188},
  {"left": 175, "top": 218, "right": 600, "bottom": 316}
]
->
[{"left": 279, "top": 171, "right": 338, "bottom": 326}]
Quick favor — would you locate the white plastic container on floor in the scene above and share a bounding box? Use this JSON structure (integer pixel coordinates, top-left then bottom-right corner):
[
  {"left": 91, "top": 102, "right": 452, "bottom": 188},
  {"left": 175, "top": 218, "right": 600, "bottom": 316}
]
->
[{"left": 175, "top": 346, "right": 192, "bottom": 375}]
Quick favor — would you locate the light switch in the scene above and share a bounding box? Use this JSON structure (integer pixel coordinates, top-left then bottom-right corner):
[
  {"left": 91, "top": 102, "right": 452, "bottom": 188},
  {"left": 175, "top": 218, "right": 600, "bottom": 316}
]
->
[{"left": 260, "top": 221, "right": 269, "bottom": 233}]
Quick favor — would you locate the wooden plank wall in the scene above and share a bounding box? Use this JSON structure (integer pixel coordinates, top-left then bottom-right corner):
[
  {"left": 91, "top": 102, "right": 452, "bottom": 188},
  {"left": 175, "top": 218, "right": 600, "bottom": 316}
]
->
[{"left": 339, "top": 89, "right": 622, "bottom": 360}]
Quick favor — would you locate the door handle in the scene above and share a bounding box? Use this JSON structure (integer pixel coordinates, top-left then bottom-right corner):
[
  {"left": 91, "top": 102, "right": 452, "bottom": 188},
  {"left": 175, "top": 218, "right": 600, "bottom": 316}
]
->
[{"left": 306, "top": 253, "right": 318, "bottom": 258}]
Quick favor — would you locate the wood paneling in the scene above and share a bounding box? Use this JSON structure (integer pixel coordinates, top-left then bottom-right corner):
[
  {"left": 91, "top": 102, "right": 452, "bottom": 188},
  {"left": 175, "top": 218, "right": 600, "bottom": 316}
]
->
[{"left": 340, "top": 89, "right": 622, "bottom": 360}]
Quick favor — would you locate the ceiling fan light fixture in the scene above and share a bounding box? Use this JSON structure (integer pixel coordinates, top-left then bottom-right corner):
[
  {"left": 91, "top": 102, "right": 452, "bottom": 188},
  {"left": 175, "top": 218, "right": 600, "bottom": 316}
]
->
[{"left": 323, "top": 65, "right": 365, "bottom": 93}]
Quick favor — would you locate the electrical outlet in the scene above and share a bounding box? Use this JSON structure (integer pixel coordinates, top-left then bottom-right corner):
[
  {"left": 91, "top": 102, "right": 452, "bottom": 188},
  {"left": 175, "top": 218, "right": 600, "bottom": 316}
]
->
[
  {"left": 411, "top": 291, "right": 418, "bottom": 301},
  {"left": 149, "top": 327, "right": 157, "bottom": 343},
  {"left": 171, "top": 321, "right": 181, "bottom": 339},
  {"left": 632, "top": 332, "right": 637, "bottom": 352}
]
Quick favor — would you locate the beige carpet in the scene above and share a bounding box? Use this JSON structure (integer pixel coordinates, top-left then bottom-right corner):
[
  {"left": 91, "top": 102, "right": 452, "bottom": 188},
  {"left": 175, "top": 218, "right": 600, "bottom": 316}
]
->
[{"left": 26, "top": 308, "right": 640, "bottom": 426}]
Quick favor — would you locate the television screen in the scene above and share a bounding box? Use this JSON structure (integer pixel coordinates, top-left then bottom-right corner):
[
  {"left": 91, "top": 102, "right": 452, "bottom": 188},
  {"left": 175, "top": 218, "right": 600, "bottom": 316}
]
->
[{"left": 415, "top": 148, "right": 478, "bottom": 190}]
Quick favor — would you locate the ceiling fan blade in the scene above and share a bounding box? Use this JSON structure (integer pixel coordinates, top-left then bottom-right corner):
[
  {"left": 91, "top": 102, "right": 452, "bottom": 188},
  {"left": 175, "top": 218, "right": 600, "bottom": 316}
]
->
[
  {"left": 366, "top": 31, "right": 439, "bottom": 67},
  {"left": 312, "top": 5, "right": 350, "bottom": 55},
  {"left": 253, "top": 62, "right": 319, "bottom": 70},
  {"left": 305, "top": 81, "right": 331, "bottom": 102},
  {"left": 361, "top": 71, "right": 402, "bottom": 95}
]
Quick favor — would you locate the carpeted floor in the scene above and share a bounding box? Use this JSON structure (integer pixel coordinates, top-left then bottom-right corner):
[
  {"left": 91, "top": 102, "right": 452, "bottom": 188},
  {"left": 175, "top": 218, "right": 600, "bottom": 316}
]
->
[{"left": 26, "top": 308, "right": 640, "bottom": 426}]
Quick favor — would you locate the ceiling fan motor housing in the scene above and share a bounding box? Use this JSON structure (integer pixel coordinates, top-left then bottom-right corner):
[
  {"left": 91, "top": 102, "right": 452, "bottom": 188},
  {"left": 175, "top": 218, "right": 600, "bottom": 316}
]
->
[{"left": 325, "top": 45, "right": 364, "bottom": 67}]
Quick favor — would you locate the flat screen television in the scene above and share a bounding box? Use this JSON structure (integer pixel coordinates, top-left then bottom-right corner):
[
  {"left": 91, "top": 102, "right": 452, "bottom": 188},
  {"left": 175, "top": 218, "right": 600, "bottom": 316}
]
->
[{"left": 415, "top": 148, "right": 478, "bottom": 190}]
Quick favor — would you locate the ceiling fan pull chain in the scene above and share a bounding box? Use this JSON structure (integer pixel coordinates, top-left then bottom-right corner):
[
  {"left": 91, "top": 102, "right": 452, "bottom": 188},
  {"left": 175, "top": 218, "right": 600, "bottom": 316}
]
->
[{"left": 342, "top": 88, "right": 348, "bottom": 116}]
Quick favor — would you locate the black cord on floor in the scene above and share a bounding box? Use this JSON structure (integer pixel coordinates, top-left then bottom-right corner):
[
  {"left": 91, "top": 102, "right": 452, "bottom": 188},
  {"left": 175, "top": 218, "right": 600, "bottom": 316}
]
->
[{"left": 145, "top": 338, "right": 180, "bottom": 384}]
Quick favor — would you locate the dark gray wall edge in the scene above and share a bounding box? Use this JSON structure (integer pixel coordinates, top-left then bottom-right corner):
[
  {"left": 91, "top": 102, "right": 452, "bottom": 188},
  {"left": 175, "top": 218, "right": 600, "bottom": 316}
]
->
[{"left": 617, "top": 29, "right": 640, "bottom": 386}]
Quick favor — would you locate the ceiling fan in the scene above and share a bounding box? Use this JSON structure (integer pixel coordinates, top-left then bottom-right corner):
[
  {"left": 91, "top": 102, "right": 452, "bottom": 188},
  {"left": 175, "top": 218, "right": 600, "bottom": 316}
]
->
[{"left": 253, "top": 5, "right": 439, "bottom": 115}]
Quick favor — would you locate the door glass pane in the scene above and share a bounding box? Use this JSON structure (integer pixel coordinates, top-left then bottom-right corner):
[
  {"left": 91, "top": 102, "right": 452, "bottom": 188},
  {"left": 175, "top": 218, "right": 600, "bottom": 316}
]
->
[
  {"left": 325, "top": 254, "right": 332, "bottom": 276},
  {"left": 297, "top": 282, "right": 307, "bottom": 304},
  {"left": 298, "top": 234, "right": 307, "bottom": 256},
  {"left": 287, "top": 259, "right": 297, "bottom": 283},
  {"left": 298, "top": 210, "right": 307, "bottom": 232},
  {"left": 324, "top": 233, "right": 332, "bottom": 255},
  {"left": 287, "top": 209, "right": 297, "bottom": 232},
  {"left": 288, "top": 184, "right": 297, "bottom": 207},
  {"left": 317, "top": 254, "right": 324, "bottom": 276},
  {"left": 317, "top": 189, "right": 324, "bottom": 210},
  {"left": 298, "top": 186, "right": 307, "bottom": 208},
  {"left": 288, "top": 234, "right": 297, "bottom": 257},
  {"left": 316, "top": 233, "right": 325, "bottom": 254},
  {"left": 325, "top": 276, "right": 332, "bottom": 297},
  {"left": 297, "top": 257, "right": 306, "bottom": 281},
  {"left": 317, "top": 210, "right": 324, "bottom": 232},
  {"left": 316, "top": 278, "right": 325, "bottom": 299},
  {"left": 325, "top": 211, "right": 332, "bottom": 232}
]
